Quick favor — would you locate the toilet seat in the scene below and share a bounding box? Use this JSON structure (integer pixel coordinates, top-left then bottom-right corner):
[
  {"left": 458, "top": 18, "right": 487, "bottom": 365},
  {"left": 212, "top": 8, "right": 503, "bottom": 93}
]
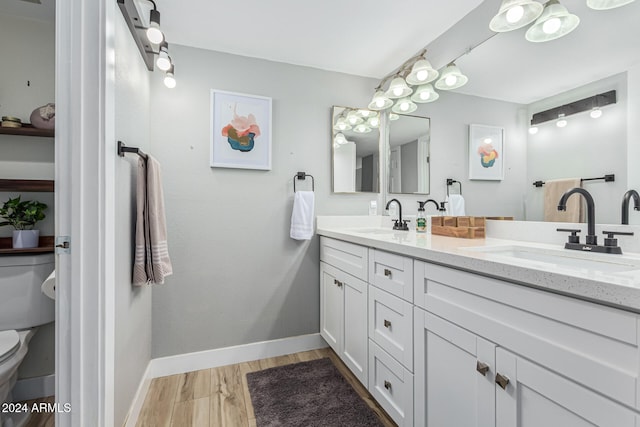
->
[{"left": 0, "top": 330, "right": 20, "bottom": 364}]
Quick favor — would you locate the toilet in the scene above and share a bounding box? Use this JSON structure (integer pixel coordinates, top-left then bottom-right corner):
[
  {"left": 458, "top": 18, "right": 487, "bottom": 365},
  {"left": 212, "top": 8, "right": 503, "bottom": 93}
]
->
[{"left": 0, "top": 254, "right": 55, "bottom": 427}]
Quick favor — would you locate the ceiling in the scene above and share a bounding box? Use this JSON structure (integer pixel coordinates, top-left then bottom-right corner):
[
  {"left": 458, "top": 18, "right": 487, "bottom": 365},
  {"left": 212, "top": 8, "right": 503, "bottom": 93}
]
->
[{"left": 8, "top": 0, "right": 640, "bottom": 105}]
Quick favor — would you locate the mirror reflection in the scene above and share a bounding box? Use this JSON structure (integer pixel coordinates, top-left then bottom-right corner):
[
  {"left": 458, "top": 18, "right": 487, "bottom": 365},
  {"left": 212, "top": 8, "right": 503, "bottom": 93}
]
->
[
  {"left": 331, "top": 106, "right": 380, "bottom": 193},
  {"left": 388, "top": 114, "right": 431, "bottom": 195}
]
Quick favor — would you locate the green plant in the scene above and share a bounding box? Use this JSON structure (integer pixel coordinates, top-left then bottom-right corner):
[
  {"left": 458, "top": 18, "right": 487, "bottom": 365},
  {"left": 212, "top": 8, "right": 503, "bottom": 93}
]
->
[{"left": 0, "top": 196, "right": 48, "bottom": 230}]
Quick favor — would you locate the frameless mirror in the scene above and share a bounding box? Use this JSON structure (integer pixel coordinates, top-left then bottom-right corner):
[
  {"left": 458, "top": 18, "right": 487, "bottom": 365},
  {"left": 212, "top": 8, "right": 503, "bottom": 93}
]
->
[
  {"left": 331, "top": 106, "right": 380, "bottom": 193},
  {"left": 388, "top": 113, "right": 431, "bottom": 194}
]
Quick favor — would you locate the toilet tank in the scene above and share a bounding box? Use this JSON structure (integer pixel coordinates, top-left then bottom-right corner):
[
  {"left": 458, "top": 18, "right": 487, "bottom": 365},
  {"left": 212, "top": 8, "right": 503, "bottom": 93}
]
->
[{"left": 0, "top": 253, "right": 55, "bottom": 330}]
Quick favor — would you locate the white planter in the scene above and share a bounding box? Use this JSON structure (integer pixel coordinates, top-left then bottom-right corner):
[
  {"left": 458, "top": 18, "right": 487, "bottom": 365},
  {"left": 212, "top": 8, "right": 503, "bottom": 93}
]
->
[{"left": 12, "top": 230, "right": 40, "bottom": 249}]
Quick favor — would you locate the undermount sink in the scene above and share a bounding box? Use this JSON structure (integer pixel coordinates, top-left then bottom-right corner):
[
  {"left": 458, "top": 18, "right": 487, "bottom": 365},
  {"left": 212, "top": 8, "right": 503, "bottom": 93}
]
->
[
  {"left": 461, "top": 244, "right": 640, "bottom": 275},
  {"left": 346, "top": 228, "right": 400, "bottom": 235}
]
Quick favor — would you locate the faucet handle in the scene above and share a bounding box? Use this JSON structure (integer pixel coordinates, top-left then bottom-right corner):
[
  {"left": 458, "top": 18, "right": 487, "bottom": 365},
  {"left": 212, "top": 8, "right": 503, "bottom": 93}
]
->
[
  {"left": 557, "top": 228, "right": 581, "bottom": 244},
  {"left": 602, "top": 230, "right": 634, "bottom": 247}
]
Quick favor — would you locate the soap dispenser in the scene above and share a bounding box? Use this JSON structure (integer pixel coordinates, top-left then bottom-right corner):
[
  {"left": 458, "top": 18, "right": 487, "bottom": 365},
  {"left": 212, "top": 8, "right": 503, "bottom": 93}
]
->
[{"left": 416, "top": 201, "right": 427, "bottom": 233}]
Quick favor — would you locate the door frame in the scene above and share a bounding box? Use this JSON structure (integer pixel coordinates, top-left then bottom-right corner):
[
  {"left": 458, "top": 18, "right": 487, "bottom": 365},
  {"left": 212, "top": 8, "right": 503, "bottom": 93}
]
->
[{"left": 56, "top": 0, "right": 116, "bottom": 425}]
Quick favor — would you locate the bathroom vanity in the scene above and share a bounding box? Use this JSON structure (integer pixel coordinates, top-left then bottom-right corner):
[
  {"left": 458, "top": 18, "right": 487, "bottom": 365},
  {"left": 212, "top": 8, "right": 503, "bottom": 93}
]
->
[{"left": 318, "top": 216, "right": 640, "bottom": 427}]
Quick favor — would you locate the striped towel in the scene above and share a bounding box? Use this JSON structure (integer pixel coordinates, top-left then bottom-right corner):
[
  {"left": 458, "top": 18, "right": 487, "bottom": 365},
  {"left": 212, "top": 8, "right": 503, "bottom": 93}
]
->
[{"left": 133, "top": 155, "right": 173, "bottom": 285}]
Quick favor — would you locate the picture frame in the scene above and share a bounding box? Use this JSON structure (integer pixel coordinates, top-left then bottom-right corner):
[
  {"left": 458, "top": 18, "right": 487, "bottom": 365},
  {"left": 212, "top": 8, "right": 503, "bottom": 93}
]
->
[
  {"left": 210, "top": 90, "right": 272, "bottom": 170},
  {"left": 468, "top": 124, "right": 504, "bottom": 181}
]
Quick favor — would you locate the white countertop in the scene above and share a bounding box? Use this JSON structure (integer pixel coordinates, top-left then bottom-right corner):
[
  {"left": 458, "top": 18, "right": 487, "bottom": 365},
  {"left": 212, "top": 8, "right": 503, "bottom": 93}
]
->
[{"left": 317, "top": 216, "right": 640, "bottom": 313}]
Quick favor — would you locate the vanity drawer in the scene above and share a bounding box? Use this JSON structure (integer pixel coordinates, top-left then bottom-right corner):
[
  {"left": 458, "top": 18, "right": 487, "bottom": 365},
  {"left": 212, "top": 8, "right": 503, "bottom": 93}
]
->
[
  {"left": 368, "top": 249, "right": 413, "bottom": 302},
  {"left": 320, "top": 237, "right": 368, "bottom": 281},
  {"left": 369, "top": 286, "right": 413, "bottom": 370},
  {"left": 368, "top": 340, "right": 414, "bottom": 427}
]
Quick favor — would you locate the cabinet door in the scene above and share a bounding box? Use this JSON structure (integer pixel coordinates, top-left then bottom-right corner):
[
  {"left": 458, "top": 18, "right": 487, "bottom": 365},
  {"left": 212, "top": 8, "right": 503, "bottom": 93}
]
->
[
  {"left": 320, "top": 262, "right": 343, "bottom": 353},
  {"left": 342, "top": 272, "right": 368, "bottom": 386},
  {"left": 414, "top": 308, "right": 496, "bottom": 427},
  {"left": 495, "top": 348, "right": 636, "bottom": 427}
]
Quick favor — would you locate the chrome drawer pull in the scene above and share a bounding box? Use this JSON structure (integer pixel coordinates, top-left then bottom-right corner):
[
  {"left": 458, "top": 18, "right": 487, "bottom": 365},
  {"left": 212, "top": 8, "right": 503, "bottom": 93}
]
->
[
  {"left": 495, "top": 373, "right": 510, "bottom": 390},
  {"left": 384, "top": 268, "right": 392, "bottom": 277},
  {"left": 476, "top": 361, "right": 489, "bottom": 376},
  {"left": 384, "top": 319, "right": 392, "bottom": 328},
  {"left": 384, "top": 380, "right": 392, "bottom": 391}
]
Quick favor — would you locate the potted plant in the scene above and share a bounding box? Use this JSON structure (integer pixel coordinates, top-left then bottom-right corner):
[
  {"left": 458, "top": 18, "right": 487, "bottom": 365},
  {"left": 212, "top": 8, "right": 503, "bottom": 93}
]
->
[{"left": 0, "top": 196, "right": 48, "bottom": 249}]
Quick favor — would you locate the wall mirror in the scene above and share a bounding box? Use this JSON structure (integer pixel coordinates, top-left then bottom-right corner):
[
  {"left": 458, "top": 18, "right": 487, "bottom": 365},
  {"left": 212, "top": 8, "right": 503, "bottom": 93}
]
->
[
  {"left": 331, "top": 106, "right": 380, "bottom": 193},
  {"left": 405, "top": 0, "right": 640, "bottom": 223},
  {"left": 388, "top": 114, "right": 431, "bottom": 195}
]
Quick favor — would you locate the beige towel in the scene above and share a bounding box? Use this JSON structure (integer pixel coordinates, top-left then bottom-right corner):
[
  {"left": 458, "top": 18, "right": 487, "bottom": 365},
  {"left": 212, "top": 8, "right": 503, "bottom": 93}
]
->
[
  {"left": 543, "top": 178, "right": 584, "bottom": 223},
  {"left": 133, "top": 156, "right": 173, "bottom": 285}
]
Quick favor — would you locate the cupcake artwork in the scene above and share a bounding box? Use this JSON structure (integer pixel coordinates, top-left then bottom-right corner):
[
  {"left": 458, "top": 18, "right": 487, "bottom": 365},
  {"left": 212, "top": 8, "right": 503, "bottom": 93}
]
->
[
  {"left": 221, "top": 104, "right": 261, "bottom": 152},
  {"left": 468, "top": 124, "right": 504, "bottom": 180},
  {"left": 477, "top": 142, "right": 499, "bottom": 168},
  {"left": 211, "top": 90, "right": 272, "bottom": 170}
]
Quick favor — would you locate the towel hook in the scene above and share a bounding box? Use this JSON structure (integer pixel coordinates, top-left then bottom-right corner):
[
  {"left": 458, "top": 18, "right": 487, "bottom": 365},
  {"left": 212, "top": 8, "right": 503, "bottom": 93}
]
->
[{"left": 293, "top": 172, "right": 315, "bottom": 193}]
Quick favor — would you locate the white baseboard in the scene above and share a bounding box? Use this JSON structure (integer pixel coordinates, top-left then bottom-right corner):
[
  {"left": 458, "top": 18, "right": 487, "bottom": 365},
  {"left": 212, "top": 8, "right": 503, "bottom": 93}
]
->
[
  {"left": 147, "top": 333, "right": 327, "bottom": 378},
  {"left": 12, "top": 374, "right": 55, "bottom": 401},
  {"left": 123, "top": 363, "right": 152, "bottom": 427},
  {"left": 124, "top": 333, "right": 327, "bottom": 427}
]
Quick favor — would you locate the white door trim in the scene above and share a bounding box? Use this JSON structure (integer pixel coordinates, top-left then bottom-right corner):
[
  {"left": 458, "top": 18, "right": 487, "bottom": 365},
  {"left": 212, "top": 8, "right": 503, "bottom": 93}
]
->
[{"left": 56, "top": 0, "right": 115, "bottom": 425}]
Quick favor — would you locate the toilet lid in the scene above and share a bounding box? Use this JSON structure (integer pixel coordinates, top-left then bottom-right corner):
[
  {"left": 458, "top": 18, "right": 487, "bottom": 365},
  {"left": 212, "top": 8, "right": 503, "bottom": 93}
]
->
[{"left": 0, "top": 330, "right": 20, "bottom": 364}]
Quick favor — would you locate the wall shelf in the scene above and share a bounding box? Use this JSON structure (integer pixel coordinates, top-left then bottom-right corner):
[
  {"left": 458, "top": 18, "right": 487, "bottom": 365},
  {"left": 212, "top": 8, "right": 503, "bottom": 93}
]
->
[
  {"left": 0, "top": 179, "right": 54, "bottom": 192},
  {"left": 0, "top": 236, "right": 54, "bottom": 254},
  {"left": 0, "top": 124, "right": 54, "bottom": 138}
]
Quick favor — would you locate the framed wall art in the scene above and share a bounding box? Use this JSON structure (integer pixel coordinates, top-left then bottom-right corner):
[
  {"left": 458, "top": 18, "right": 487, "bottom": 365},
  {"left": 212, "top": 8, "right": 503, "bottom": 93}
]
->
[
  {"left": 210, "top": 90, "right": 272, "bottom": 170},
  {"left": 468, "top": 124, "right": 504, "bottom": 181}
]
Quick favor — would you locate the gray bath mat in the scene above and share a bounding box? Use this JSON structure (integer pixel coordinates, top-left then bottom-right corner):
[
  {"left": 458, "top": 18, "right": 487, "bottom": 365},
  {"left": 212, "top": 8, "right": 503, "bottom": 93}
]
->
[{"left": 246, "top": 358, "right": 384, "bottom": 427}]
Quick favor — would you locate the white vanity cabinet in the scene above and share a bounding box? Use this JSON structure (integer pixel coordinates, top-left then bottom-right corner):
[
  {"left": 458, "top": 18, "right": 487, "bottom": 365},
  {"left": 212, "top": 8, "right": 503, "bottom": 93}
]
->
[
  {"left": 320, "top": 238, "right": 369, "bottom": 386},
  {"left": 414, "top": 260, "right": 640, "bottom": 427}
]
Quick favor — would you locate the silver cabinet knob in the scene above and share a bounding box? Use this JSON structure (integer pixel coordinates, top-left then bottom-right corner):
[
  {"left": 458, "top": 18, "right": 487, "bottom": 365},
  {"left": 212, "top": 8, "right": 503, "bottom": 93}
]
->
[
  {"left": 476, "top": 361, "right": 489, "bottom": 376},
  {"left": 495, "top": 373, "right": 510, "bottom": 390}
]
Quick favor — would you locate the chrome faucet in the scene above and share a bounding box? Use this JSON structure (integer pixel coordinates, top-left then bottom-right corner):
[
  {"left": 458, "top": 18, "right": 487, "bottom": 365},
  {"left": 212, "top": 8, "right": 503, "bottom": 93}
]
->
[
  {"left": 621, "top": 189, "right": 640, "bottom": 224},
  {"left": 557, "top": 188, "right": 597, "bottom": 245},
  {"left": 385, "top": 199, "right": 409, "bottom": 231},
  {"left": 557, "top": 187, "right": 633, "bottom": 254}
]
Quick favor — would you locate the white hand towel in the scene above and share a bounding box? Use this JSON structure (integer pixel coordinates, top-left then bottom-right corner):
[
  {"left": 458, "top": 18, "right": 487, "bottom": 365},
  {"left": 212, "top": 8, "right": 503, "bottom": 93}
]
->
[
  {"left": 290, "top": 191, "right": 315, "bottom": 240},
  {"left": 446, "top": 194, "right": 466, "bottom": 216}
]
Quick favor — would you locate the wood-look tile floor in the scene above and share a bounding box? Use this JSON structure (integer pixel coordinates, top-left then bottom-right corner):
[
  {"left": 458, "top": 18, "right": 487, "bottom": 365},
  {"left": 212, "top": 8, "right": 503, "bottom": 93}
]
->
[
  {"left": 18, "top": 395, "right": 55, "bottom": 427},
  {"left": 135, "top": 348, "right": 396, "bottom": 427}
]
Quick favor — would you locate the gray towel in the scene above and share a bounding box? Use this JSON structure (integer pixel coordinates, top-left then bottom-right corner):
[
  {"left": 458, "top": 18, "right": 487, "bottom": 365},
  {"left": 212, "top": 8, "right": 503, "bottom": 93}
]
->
[{"left": 133, "top": 155, "right": 173, "bottom": 285}]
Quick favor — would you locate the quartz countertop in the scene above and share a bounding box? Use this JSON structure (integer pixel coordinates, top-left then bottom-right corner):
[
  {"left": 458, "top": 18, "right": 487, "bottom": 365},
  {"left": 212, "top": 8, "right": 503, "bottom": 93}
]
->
[{"left": 317, "top": 216, "right": 640, "bottom": 313}]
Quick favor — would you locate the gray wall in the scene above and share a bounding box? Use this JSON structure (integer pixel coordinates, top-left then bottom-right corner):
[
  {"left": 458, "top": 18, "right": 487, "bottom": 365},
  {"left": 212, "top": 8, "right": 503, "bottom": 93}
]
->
[
  {"left": 0, "top": 13, "right": 56, "bottom": 380},
  {"left": 525, "top": 73, "right": 628, "bottom": 225},
  {"left": 149, "top": 45, "right": 377, "bottom": 358},
  {"left": 629, "top": 65, "right": 640, "bottom": 225},
  {"left": 113, "top": 10, "right": 152, "bottom": 426},
  {"left": 400, "top": 140, "right": 418, "bottom": 193}
]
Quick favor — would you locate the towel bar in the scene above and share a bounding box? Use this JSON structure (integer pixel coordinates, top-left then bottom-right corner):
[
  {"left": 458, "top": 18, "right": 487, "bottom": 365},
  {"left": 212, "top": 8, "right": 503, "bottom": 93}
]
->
[{"left": 118, "top": 141, "right": 148, "bottom": 160}]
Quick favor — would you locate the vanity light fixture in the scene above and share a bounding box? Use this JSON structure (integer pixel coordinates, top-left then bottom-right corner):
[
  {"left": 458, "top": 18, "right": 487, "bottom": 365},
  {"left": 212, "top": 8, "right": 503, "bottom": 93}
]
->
[
  {"left": 386, "top": 76, "right": 413, "bottom": 99},
  {"left": 587, "top": 0, "right": 636, "bottom": 9},
  {"left": 146, "top": 1, "right": 164, "bottom": 44},
  {"left": 333, "top": 116, "right": 352, "bottom": 132},
  {"left": 590, "top": 107, "right": 603, "bottom": 119},
  {"left": 528, "top": 125, "right": 539, "bottom": 134},
  {"left": 389, "top": 113, "right": 400, "bottom": 121},
  {"left": 411, "top": 84, "right": 440, "bottom": 103},
  {"left": 346, "top": 110, "right": 364, "bottom": 125},
  {"left": 367, "top": 116, "right": 380, "bottom": 128},
  {"left": 368, "top": 90, "right": 394, "bottom": 111},
  {"left": 489, "top": 0, "right": 544, "bottom": 32},
  {"left": 406, "top": 59, "right": 439, "bottom": 85},
  {"left": 556, "top": 113, "right": 568, "bottom": 127},
  {"left": 156, "top": 41, "right": 172, "bottom": 71},
  {"left": 358, "top": 110, "right": 376, "bottom": 118},
  {"left": 391, "top": 97, "right": 418, "bottom": 114},
  {"left": 435, "top": 63, "right": 468, "bottom": 90},
  {"left": 334, "top": 133, "right": 349, "bottom": 145},
  {"left": 525, "top": 0, "right": 580, "bottom": 43},
  {"left": 353, "top": 123, "right": 373, "bottom": 133},
  {"left": 530, "top": 90, "right": 616, "bottom": 126},
  {"left": 164, "top": 64, "right": 176, "bottom": 89}
]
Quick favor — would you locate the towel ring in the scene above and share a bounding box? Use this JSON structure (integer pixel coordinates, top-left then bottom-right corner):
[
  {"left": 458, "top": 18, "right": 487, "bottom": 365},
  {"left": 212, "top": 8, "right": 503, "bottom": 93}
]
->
[
  {"left": 293, "top": 172, "right": 315, "bottom": 193},
  {"left": 446, "top": 178, "right": 462, "bottom": 196}
]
